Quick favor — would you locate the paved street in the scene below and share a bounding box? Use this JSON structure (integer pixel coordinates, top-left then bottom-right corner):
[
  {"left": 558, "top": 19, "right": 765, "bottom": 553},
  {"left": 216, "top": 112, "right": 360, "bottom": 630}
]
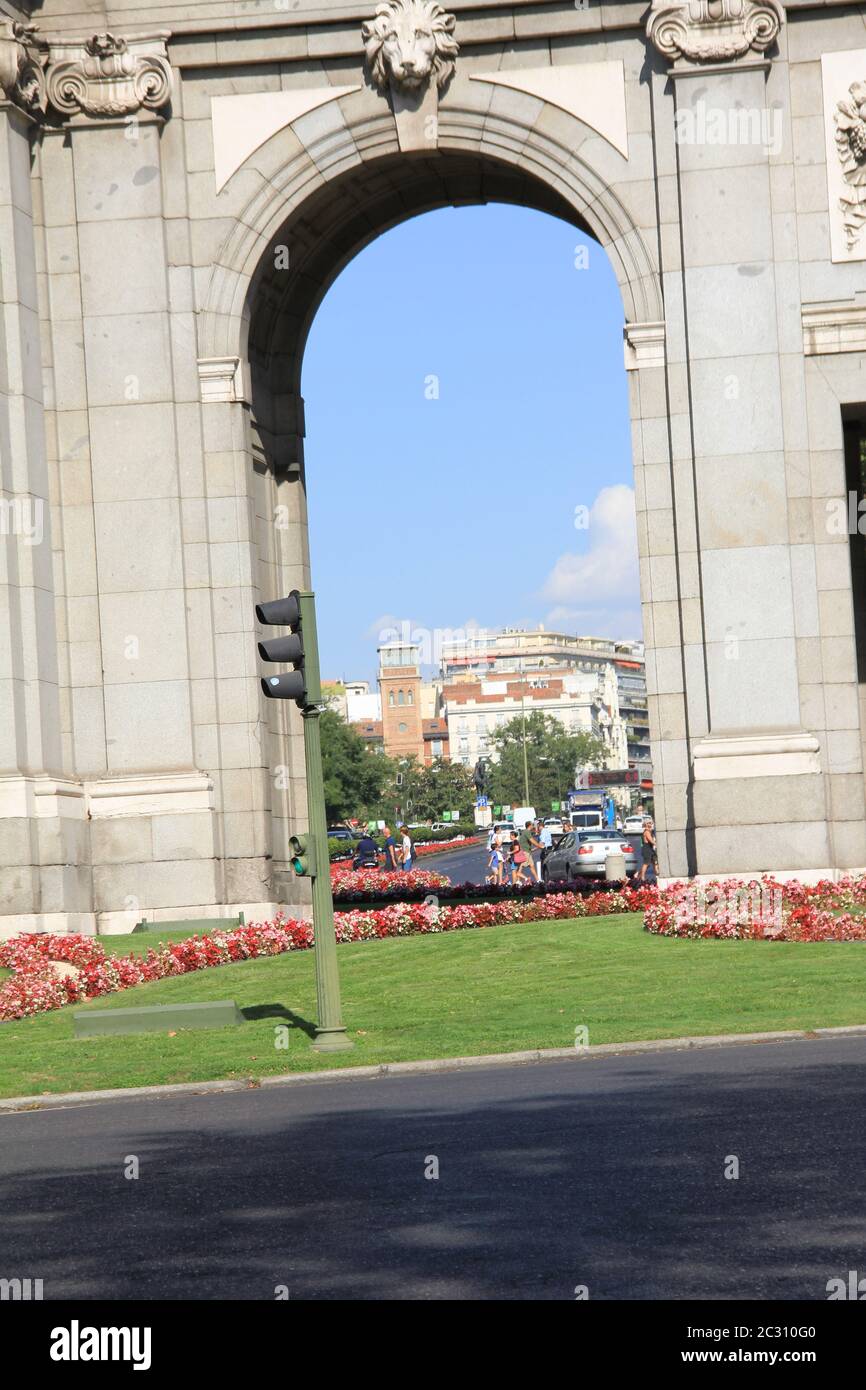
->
[
  {"left": 422, "top": 834, "right": 650, "bottom": 886},
  {"left": 4, "top": 1036, "right": 866, "bottom": 1300},
  {"left": 421, "top": 840, "right": 489, "bottom": 883}
]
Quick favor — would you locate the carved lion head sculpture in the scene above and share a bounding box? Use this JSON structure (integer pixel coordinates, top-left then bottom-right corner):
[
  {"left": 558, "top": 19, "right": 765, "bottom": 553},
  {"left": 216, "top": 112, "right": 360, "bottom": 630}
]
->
[{"left": 362, "top": 0, "right": 458, "bottom": 93}]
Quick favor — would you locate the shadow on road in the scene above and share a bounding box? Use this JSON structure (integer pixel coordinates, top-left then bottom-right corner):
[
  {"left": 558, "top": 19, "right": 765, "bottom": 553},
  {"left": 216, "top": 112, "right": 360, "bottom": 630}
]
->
[{"left": 3, "top": 1042, "right": 865, "bottom": 1300}]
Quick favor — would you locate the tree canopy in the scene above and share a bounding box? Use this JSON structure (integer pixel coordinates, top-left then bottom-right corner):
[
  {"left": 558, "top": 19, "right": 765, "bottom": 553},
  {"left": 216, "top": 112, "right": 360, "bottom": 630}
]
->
[
  {"left": 319, "top": 709, "right": 393, "bottom": 823},
  {"left": 487, "top": 712, "right": 608, "bottom": 812}
]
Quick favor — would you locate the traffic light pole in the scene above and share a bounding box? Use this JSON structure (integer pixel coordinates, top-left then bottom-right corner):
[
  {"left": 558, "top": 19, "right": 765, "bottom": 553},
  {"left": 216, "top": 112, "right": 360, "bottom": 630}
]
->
[
  {"left": 258, "top": 586, "right": 352, "bottom": 1051},
  {"left": 301, "top": 701, "right": 353, "bottom": 1052},
  {"left": 296, "top": 593, "right": 353, "bottom": 1054}
]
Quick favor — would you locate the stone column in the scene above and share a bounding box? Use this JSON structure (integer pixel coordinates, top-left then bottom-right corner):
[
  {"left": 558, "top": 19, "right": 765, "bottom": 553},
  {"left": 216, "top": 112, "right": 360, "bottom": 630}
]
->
[
  {"left": 42, "top": 33, "right": 227, "bottom": 929},
  {"left": 0, "top": 22, "right": 91, "bottom": 935},
  {"left": 648, "top": 0, "right": 838, "bottom": 875}
]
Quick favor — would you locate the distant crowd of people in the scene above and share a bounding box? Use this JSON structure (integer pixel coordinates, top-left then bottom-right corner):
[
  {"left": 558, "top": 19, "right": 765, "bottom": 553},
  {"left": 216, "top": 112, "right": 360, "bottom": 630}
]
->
[
  {"left": 352, "top": 824, "right": 414, "bottom": 871},
  {"left": 485, "top": 821, "right": 547, "bottom": 886},
  {"left": 351, "top": 815, "right": 659, "bottom": 883},
  {"left": 485, "top": 816, "right": 658, "bottom": 884}
]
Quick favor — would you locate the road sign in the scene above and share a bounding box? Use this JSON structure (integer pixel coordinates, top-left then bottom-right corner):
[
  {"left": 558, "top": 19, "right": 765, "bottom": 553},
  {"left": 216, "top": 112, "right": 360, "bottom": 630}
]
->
[{"left": 576, "top": 769, "right": 639, "bottom": 788}]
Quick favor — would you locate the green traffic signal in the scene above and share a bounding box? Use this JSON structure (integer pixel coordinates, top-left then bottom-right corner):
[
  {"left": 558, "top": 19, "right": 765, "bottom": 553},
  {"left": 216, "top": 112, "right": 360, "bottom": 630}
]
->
[{"left": 289, "top": 833, "right": 317, "bottom": 877}]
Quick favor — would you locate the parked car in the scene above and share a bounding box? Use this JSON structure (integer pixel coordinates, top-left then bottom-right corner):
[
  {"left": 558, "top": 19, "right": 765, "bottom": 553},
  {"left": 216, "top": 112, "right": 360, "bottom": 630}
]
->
[
  {"left": 431, "top": 822, "right": 457, "bottom": 832},
  {"left": 542, "top": 829, "right": 637, "bottom": 881},
  {"left": 327, "top": 826, "right": 358, "bottom": 841}
]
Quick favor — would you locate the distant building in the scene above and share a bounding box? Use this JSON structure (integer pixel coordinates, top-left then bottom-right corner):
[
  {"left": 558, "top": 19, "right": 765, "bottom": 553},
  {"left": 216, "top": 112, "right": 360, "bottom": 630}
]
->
[
  {"left": 323, "top": 679, "right": 382, "bottom": 726},
  {"left": 441, "top": 626, "right": 651, "bottom": 794},
  {"left": 354, "top": 719, "right": 384, "bottom": 753},
  {"left": 443, "top": 665, "right": 627, "bottom": 773},
  {"left": 378, "top": 642, "right": 425, "bottom": 762},
  {"left": 422, "top": 716, "right": 450, "bottom": 765}
]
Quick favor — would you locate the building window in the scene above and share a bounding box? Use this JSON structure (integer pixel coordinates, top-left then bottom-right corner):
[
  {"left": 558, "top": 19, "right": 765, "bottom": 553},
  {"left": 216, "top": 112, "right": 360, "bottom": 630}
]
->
[
  {"left": 431, "top": 739, "right": 443, "bottom": 756},
  {"left": 388, "top": 691, "right": 395, "bottom": 707},
  {"left": 398, "top": 722, "right": 408, "bottom": 733},
  {"left": 408, "top": 690, "right": 414, "bottom": 705},
  {"left": 398, "top": 690, "right": 405, "bottom": 706}
]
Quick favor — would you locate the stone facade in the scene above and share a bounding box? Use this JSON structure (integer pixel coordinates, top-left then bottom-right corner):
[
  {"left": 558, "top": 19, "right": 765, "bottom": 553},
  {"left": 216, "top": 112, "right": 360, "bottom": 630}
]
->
[{"left": 3, "top": 0, "right": 866, "bottom": 934}]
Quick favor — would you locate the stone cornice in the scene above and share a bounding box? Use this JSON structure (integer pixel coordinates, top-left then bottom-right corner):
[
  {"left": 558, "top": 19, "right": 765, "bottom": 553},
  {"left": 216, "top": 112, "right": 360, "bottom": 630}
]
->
[{"left": 647, "top": 0, "right": 785, "bottom": 72}]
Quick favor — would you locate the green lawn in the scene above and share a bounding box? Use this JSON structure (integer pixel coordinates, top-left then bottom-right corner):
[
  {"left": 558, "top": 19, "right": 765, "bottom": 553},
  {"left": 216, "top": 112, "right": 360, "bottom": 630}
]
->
[{"left": 2, "top": 914, "right": 866, "bottom": 1100}]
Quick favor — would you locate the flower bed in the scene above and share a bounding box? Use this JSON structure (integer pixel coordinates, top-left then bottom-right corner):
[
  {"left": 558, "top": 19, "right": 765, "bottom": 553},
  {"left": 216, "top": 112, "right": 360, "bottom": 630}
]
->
[
  {"left": 331, "top": 867, "right": 451, "bottom": 897},
  {"left": 331, "top": 875, "right": 655, "bottom": 907},
  {"left": 0, "top": 884, "right": 652, "bottom": 1023},
  {"left": 643, "top": 875, "right": 866, "bottom": 941},
  {"left": 329, "top": 833, "right": 479, "bottom": 864}
]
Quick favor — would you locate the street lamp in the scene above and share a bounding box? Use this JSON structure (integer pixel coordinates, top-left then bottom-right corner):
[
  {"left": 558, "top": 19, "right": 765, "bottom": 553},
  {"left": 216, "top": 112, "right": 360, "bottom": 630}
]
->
[
  {"left": 538, "top": 755, "right": 563, "bottom": 809},
  {"left": 519, "top": 656, "right": 530, "bottom": 805}
]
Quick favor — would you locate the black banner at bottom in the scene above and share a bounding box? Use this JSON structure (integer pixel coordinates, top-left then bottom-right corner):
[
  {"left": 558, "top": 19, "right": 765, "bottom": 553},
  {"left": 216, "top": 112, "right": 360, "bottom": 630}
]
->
[{"left": 6, "top": 1299, "right": 862, "bottom": 1375}]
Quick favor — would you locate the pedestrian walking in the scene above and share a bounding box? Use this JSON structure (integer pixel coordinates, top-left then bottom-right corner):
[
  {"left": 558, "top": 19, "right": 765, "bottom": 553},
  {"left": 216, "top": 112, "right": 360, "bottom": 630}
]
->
[
  {"left": 509, "top": 830, "right": 531, "bottom": 884},
  {"left": 638, "top": 817, "right": 656, "bottom": 883},
  {"left": 486, "top": 841, "right": 505, "bottom": 886},
  {"left": 399, "top": 824, "right": 414, "bottom": 872},
  {"left": 382, "top": 823, "right": 399, "bottom": 872},
  {"left": 519, "top": 821, "right": 541, "bottom": 882}
]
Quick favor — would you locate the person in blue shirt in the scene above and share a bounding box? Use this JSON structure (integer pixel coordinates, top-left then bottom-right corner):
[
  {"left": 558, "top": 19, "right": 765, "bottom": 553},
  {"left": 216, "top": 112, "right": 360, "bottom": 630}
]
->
[
  {"left": 382, "top": 824, "right": 399, "bottom": 872},
  {"left": 352, "top": 831, "right": 380, "bottom": 869}
]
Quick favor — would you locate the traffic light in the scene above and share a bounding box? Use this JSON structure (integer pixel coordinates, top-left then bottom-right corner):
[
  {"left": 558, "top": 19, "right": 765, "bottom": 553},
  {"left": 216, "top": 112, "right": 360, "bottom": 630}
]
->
[
  {"left": 289, "top": 833, "right": 316, "bottom": 877},
  {"left": 256, "top": 589, "right": 321, "bottom": 707}
]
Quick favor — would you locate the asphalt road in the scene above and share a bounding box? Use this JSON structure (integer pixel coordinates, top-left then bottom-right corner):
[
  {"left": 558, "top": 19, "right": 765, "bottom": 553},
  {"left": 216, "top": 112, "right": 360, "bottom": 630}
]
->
[
  {"left": 421, "top": 840, "right": 490, "bottom": 882},
  {"left": 5, "top": 1036, "right": 866, "bottom": 1300},
  {"left": 422, "top": 833, "right": 652, "bottom": 885}
]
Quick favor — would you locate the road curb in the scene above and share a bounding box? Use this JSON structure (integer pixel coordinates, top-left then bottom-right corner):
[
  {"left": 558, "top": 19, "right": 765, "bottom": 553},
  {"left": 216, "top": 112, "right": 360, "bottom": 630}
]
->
[{"left": 3, "top": 1022, "right": 866, "bottom": 1114}]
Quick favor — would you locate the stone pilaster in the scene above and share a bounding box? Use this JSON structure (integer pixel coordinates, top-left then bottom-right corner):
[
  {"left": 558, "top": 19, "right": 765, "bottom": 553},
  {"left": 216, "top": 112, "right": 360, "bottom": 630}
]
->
[
  {"left": 0, "top": 18, "right": 85, "bottom": 926},
  {"left": 648, "top": 3, "right": 849, "bottom": 875}
]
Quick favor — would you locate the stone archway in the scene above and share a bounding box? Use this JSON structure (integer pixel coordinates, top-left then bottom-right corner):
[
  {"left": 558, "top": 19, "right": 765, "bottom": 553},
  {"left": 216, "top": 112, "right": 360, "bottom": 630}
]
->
[
  {"left": 199, "top": 81, "right": 677, "bottom": 892},
  {"left": 2, "top": 0, "right": 864, "bottom": 937}
]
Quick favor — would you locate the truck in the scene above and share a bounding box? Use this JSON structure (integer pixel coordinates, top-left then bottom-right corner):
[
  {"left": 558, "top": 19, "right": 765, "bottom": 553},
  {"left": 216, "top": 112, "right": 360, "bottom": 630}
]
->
[
  {"left": 566, "top": 787, "right": 615, "bottom": 832},
  {"left": 508, "top": 806, "right": 537, "bottom": 831}
]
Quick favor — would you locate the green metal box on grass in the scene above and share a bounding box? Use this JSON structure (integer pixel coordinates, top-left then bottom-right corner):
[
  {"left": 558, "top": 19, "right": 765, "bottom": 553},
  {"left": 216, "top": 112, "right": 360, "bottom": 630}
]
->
[{"left": 73, "top": 1000, "right": 244, "bottom": 1039}]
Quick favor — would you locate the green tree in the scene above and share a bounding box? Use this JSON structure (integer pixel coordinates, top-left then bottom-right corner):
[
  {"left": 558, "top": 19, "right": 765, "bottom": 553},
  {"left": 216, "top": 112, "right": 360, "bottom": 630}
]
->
[
  {"left": 488, "top": 712, "right": 608, "bottom": 811},
  {"left": 378, "top": 756, "right": 475, "bottom": 823},
  {"left": 319, "top": 709, "right": 393, "bottom": 823}
]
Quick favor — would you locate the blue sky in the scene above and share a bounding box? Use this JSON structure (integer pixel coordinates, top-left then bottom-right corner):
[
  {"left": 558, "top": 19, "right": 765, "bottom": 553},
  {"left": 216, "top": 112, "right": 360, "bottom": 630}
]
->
[{"left": 302, "top": 202, "right": 640, "bottom": 685}]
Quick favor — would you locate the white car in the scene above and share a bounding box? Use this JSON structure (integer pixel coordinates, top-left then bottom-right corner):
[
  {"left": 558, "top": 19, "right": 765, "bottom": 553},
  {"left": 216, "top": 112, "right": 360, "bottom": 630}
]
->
[
  {"left": 624, "top": 815, "right": 646, "bottom": 835},
  {"left": 543, "top": 817, "right": 565, "bottom": 836}
]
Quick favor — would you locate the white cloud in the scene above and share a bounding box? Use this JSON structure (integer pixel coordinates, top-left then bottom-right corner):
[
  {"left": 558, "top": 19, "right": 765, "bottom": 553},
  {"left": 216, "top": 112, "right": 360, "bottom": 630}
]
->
[
  {"left": 363, "top": 612, "right": 400, "bottom": 641},
  {"left": 540, "top": 484, "right": 641, "bottom": 635}
]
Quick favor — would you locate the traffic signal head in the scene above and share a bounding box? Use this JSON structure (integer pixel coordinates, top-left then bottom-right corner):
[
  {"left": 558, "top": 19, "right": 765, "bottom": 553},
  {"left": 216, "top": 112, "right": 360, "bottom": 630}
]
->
[
  {"left": 256, "top": 594, "right": 301, "bottom": 627},
  {"left": 257, "top": 588, "right": 321, "bottom": 708},
  {"left": 289, "top": 833, "right": 316, "bottom": 877}
]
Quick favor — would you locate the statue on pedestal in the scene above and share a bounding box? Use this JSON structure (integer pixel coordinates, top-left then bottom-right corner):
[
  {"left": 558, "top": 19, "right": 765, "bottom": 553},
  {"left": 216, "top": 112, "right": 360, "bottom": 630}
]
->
[{"left": 473, "top": 758, "right": 491, "bottom": 801}]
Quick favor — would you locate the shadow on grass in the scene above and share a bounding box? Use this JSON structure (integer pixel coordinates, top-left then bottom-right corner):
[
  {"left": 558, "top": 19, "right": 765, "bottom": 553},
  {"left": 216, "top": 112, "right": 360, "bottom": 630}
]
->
[{"left": 240, "top": 1004, "right": 317, "bottom": 1037}]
